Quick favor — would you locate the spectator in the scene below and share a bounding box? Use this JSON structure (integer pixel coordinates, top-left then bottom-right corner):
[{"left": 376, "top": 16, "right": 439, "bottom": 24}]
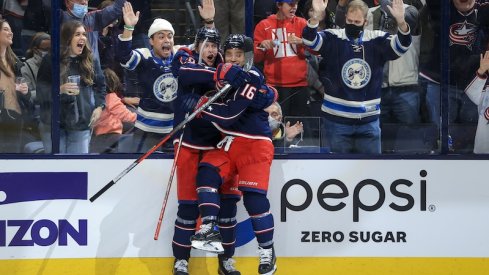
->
[
  {"left": 20, "top": 32, "right": 51, "bottom": 146},
  {"left": 0, "top": 18, "right": 30, "bottom": 153},
  {"left": 116, "top": 2, "right": 178, "bottom": 153},
  {"left": 420, "top": 0, "right": 489, "bottom": 138},
  {"left": 254, "top": 0, "right": 310, "bottom": 120},
  {"left": 37, "top": 20, "right": 105, "bottom": 154},
  {"left": 3, "top": 0, "right": 25, "bottom": 56},
  {"left": 465, "top": 50, "right": 489, "bottom": 154},
  {"left": 337, "top": 1, "right": 422, "bottom": 130},
  {"left": 90, "top": 68, "right": 136, "bottom": 153},
  {"left": 301, "top": 0, "right": 338, "bottom": 29},
  {"left": 97, "top": 0, "right": 124, "bottom": 79},
  {"left": 21, "top": 32, "right": 50, "bottom": 105},
  {"left": 21, "top": 0, "right": 51, "bottom": 54},
  {"left": 267, "top": 101, "right": 304, "bottom": 147},
  {"left": 302, "top": 0, "right": 412, "bottom": 154},
  {"left": 62, "top": 0, "right": 127, "bottom": 121}
]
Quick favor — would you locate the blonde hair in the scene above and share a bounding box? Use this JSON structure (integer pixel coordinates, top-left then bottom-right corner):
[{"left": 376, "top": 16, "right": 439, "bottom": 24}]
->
[{"left": 347, "top": 0, "right": 369, "bottom": 19}]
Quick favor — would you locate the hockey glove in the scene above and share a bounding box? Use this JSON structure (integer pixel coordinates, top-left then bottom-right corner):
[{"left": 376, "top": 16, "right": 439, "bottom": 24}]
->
[
  {"left": 179, "top": 92, "right": 201, "bottom": 113},
  {"left": 171, "top": 47, "right": 195, "bottom": 77},
  {"left": 249, "top": 86, "right": 278, "bottom": 110},
  {"left": 214, "top": 63, "right": 251, "bottom": 89}
]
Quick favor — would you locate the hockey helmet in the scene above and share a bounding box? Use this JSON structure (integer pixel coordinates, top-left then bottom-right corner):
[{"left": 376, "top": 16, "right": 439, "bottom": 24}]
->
[
  {"left": 223, "top": 34, "right": 246, "bottom": 51},
  {"left": 194, "top": 27, "right": 221, "bottom": 46}
]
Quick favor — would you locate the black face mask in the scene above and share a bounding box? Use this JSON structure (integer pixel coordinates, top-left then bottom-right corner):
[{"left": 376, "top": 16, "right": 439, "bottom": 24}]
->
[{"left": 345, "top": 23, "right": 364, "bottom": 39}]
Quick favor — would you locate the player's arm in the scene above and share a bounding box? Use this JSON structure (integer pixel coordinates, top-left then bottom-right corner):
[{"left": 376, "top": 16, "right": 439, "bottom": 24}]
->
[{"left": 199, "top": 84, "right": 258, "bottom": 126}]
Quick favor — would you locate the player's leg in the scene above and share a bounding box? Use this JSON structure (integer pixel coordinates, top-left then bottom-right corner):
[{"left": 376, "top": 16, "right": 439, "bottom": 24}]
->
[
  {"left": 217, "top": 174, "right": 242, "bottom": 275},
  {"left": 233, "top": 138, "right": 276, "bottom": 275},
  {"left": 172, "top": 146, "right": 199, "bottom": 275},
  {"left": 191, "top": 150, "right": 231, "bottom": 253}
]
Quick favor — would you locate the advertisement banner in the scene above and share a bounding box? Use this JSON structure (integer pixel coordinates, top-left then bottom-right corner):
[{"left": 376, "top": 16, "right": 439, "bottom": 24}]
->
[{"left": 0, "top": 159, "right": 488, "bottom": 260}]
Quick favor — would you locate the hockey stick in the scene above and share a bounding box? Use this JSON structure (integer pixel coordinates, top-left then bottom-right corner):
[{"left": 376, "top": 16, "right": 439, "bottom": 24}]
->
[
  {"left": 154, "top": 129, "right": 184, "bottom": 240},
  {"left": 89, "top": 83, "right": 233, "bottom": 202},
  {"left": 89, "top": 37, "right": 254, "bottom": 203}
]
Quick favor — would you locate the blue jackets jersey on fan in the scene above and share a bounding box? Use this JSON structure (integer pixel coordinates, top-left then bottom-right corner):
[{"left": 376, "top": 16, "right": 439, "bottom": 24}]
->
[
  {"left": 302, "top": 23, "right": 411, "bottom": 124},
  {"left": 117, "top": 35, "right": 176, "bottom": 134}
]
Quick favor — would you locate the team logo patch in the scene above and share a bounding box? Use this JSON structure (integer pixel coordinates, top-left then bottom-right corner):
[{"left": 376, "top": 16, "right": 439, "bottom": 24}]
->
[
  {"left": 449, "top": 20, "right": 477, "bottom": 50},
  {"left": 153, "top": 73, "right": 178, "bottom": 102},
  {"left": 342, "top": 58, "right": 371, "bottom": 89}
]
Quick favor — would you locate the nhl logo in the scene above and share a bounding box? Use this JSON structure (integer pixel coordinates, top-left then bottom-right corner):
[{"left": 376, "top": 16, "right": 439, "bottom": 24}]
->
[
  {"left": 153, "top": 73, "right": 178, "bottom": 102},
  {"left": 341, "top": 58, "right": 371, "bottom": 89}
]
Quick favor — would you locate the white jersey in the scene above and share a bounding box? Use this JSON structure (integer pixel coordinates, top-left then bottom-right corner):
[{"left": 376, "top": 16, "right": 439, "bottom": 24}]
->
[{"left": 465, "top": 74, "right": 489, "bottom": 153}]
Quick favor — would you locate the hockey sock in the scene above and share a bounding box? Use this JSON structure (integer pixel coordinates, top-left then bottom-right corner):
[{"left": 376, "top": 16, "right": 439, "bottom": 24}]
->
[
  {"left": 243, "top": 191, "right": 274, "bottom": 249},
  {"left": 218, "top": 198, "right": 239, "bottom": 257},
  {"left": 172, "top": 203, "right": 199, "bottom": 260},
  {"left": 196, "top": 164, "right": 223, "bottom": 223}
]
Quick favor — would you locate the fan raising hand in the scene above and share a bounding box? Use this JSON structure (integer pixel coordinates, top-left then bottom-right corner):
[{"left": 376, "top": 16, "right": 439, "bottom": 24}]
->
[{"left": 122, "top": 2, "right": 140, "bottom": 29}]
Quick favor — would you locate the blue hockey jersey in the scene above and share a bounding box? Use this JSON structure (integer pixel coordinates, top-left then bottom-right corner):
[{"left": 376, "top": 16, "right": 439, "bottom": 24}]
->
[
  {"left": 172, "top": 51, "right": 224, "bottom": 150},
  {"left": 199, "top": 67, "right": 273, "bottom": 141},
  {"left": 117, "top": 35, "right": 176, "bottom": 134},
  {"left": 302, "top": 22, "right": 411, "bottom": 124}
]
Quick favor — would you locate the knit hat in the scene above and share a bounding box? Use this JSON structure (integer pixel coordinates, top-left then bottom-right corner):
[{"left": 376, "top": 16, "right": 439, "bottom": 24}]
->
[{"left": 148, "top": 18, "right": 175, "bottom": 38}]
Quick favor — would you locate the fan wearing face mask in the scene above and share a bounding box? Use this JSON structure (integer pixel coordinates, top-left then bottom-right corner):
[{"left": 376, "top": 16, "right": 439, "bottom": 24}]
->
[
  {"left": 336, "top": 0, "right": 422, "bottom": 153},
  {"left": 266, "top": 101, "right": 304, "bottom": 147},
  {"left": 302, "top": 0, "right": 412, "bottom": 154}
]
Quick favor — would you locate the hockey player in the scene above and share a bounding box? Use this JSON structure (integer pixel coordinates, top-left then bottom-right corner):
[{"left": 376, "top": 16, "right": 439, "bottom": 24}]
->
[
  {"left": 187, "top": 34, "right": 279, "bottom": 275},
  {"left": 465, "top": 50, "right": 489, "bottom": 154},
  {"left": 170, "top": 27, "right": 241, "bottom": 275},
  {"left": 302, "top": 0, "right": 412, "bottom": 153},
  {"left": 116, "top": 2, "right": 177, "bottom": 152}
]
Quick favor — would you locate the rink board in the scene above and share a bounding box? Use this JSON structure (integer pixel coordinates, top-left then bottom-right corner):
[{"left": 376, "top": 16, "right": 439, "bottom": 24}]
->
[{"left": 0, "top": 159, "right": 488, "bottom": 274}]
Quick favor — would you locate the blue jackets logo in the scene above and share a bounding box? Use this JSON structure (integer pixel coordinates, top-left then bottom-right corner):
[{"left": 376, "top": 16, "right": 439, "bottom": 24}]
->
[
  {"left": 0, "top": 172, "right": 88, "bottom": 247},
  {"left": 154, "top": 72, "right": 178, "bottom": 102},
  {"left": 342, "top": 58, "right": 371, "bottom": 89}
]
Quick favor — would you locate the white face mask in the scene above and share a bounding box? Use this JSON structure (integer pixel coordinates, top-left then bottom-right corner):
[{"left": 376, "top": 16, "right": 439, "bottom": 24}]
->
[
  {"left": 268, "top": 115, "right": 282, "bottom": 131},
  {"left": 39, "top": 50, "right": 48, "bottom": 57}
]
